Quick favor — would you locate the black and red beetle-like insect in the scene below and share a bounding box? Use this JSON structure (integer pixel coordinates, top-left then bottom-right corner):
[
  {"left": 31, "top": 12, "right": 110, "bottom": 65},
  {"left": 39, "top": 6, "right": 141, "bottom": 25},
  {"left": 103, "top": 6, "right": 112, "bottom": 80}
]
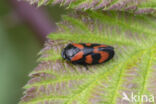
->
[{"left": 61, "top": 43, "right": 114, "bottom": 65}]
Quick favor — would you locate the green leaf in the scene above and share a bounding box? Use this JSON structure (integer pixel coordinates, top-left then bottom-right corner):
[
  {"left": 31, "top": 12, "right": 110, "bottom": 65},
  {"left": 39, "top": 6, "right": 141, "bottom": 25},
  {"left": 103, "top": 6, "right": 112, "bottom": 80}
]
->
[
  {"left": 19, "top": 11, "right": 156, "bottom": 104},
  {"left": 24, "top": 0, "right": 156, "bottom": 15}
]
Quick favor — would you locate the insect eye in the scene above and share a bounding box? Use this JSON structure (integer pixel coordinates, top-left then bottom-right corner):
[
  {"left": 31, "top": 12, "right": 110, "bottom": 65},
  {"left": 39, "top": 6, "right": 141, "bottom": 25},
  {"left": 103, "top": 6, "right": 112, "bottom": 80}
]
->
[{"left": 61, "top": 51, "right": 66, "bottom": 59}]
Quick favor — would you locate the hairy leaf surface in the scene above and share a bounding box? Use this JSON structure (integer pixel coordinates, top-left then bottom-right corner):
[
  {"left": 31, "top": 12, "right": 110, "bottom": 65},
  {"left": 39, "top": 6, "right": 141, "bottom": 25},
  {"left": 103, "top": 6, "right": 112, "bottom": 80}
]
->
[
  {"left": 24, "top": 0, "right": 156, "bottom": 15},
  {"left": 20, "top": 11, "right": 156, "bottom": 104}
]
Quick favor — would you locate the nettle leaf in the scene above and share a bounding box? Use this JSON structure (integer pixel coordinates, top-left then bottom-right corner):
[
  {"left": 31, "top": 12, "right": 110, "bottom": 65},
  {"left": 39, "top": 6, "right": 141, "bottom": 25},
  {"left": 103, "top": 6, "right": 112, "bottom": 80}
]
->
[
  {"left": 24, "top": 0, "right": 156, "bottom": 15},
  {"left": 19, "top": 11, "right": 156, "bottom": 104}
]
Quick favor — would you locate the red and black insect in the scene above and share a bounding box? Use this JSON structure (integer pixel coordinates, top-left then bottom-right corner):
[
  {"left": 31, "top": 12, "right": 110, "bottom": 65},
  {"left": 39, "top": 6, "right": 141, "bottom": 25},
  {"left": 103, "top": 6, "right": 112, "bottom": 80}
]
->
[{"left": 61, "top": 43, "right": 114, "bottom": 65}]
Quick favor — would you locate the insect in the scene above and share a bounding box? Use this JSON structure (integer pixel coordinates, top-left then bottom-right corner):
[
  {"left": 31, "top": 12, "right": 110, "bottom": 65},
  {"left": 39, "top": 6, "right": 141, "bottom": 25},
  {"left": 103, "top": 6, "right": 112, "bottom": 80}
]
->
[{"left": 61, "top": 43, "right": 115, "bottom": 65}]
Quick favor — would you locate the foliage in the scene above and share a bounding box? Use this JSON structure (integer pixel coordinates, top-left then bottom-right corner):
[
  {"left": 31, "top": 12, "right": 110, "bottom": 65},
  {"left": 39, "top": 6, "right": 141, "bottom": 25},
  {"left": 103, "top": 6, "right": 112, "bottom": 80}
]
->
[
  {"left": 25, "top": 0, "right": 156, "bottom": 15},
  {"left": 20, "top": 0, "right": 156, "bottom": 104}
]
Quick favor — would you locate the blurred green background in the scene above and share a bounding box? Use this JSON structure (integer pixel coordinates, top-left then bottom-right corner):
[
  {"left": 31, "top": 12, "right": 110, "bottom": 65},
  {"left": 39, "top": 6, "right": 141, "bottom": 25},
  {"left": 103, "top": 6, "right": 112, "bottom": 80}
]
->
[{"left": 0, "top": 0, "right": 64, "bottom": 104}]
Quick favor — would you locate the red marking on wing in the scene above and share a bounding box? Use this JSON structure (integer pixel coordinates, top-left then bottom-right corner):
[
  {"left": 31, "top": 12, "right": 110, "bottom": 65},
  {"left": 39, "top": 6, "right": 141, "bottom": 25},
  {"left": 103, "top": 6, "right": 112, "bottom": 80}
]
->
[
  {"left": 93, "top": 45, "right": 108, "bottom": 53},
  {"left": 85, "top": 43, "right": 92, "bottom": 46},
  {"left": 98, "top": 51, "right": 109, "bottom": 63},
  {"left": 72, "top": 43, "right": 84, "bottom": 49},
  {"left": 71, "top": 51, "right": 84, "bottom": 61},
  {"left": 85, "top": 55, "right": 93, "bottom": 64},
  {"left": 99, "top": 45, "right": 107, "bottom": 47},
  {"left": 94, "top": 45, "right": 107, "bottom": 48},
  {"left": 93, "top": 48, "right": 99, "bottom": 53}
]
